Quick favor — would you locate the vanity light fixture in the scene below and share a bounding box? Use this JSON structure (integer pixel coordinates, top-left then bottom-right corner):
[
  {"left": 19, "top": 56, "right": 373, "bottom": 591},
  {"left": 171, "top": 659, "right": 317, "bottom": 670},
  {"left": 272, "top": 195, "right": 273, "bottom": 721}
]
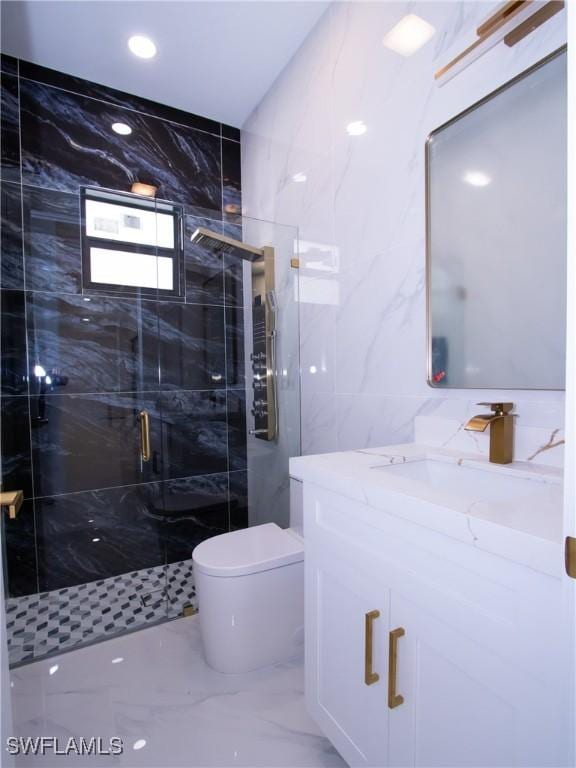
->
[
  {"left": 382, "top": 14, "right": 436, "bottom": 57},
  {"left": 128, "top": 35, "right": 157, "bottom": 59},
  {"left": 463, "top": 170, "right": 491, "bottom": 187},
  {"left": 292, "top": 172, "right": 307, "bottom": 183},
  {"left": 346, "top": 120, "right": 367, "bottom": 137},
  {"left": 435, "top": 1, "right": 564, "bottom": 85},
  {"left": 112, "top": 122, "right": 133, "bottom": 136}
]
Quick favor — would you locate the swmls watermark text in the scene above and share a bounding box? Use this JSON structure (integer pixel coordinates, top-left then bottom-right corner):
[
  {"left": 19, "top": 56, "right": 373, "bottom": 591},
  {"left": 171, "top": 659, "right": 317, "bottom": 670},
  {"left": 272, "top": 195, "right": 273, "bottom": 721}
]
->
[{"left": 6, "top": 736, "right": 124, "bottom": 756}]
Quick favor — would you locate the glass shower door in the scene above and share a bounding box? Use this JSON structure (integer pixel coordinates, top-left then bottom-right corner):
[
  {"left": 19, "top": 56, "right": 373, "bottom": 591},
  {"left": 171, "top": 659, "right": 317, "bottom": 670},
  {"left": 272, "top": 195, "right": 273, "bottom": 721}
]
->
[{"left": 0, "top": 186, "right": 175, "bottom": 665}]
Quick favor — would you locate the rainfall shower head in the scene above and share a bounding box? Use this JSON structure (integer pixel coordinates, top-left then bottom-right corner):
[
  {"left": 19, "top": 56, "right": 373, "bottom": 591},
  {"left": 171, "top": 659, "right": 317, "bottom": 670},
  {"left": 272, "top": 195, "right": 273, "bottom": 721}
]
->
[{"left": 190, "top": 227, "right": 264, "bottom": 262}]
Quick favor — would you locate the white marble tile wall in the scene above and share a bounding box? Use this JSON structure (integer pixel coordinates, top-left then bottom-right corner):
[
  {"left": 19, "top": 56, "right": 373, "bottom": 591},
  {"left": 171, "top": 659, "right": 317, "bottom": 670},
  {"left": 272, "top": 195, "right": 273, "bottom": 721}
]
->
[{"left": 241, "top": 1, "right": 567, "bottom": 463}]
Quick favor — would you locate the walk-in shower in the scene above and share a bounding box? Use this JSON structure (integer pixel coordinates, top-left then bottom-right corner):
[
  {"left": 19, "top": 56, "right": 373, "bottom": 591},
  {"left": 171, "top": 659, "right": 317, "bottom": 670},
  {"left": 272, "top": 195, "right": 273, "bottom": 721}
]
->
[
  {"left": 0, "top": 186, "right": 300, "bottom": 666},
  {"left": 191, "top": 228, "right": 279, "bottom": 442}
]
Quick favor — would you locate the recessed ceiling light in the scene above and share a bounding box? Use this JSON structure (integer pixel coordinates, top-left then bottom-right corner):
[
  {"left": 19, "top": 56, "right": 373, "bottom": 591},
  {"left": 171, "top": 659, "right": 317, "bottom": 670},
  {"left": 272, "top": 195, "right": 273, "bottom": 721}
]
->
[
  {"left": 112, "top": 657, "right": 124, "bottom": 664},
  {"left": 133, "top": 740, "right": 147, "bottom": 751},
  {"left": 128, "top": 35, "right": 157, "bottom": 59},
  {"left": 49, "top": 665, "right": 59, "bottom": 675},
  {"left": 33, "top": 364, "right": 46, "bottom": 378},
  {"left": 383, "top": 14, "right": 435, "bottom": 57},
  {"left": 346, "top": 121, "right": 367, "bottom": 137},
  {"left": 463, "top": 170, "right": 491, "bottom": 187},
  {"left": 112, "top": 122, "right": 132, "bottom": 136},
  {"left": 292, "top": 172, "right": 307, "bottom": 183},
  {"left": 92, "top": 537, "right": 101, "bottom": 543}
]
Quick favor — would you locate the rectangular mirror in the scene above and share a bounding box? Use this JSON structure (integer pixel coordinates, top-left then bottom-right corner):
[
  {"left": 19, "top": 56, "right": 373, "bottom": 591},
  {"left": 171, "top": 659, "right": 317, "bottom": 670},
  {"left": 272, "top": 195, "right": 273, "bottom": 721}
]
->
[{"left": 426, "top": 47, "right": 566, "bottom": 390}]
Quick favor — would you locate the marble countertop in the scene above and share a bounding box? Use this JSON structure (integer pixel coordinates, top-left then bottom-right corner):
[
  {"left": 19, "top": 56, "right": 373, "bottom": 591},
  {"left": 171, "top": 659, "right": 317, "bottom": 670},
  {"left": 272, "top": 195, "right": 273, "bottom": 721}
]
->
[{"left": 290, "top": 444, "right": 564, "bottom": 578}]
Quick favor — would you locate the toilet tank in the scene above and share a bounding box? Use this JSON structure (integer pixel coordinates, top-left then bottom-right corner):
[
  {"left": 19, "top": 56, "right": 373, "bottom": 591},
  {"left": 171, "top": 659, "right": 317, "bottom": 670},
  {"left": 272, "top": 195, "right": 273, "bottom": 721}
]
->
[{"left": 289, "top": 477, "right": 304, "bottom": 532}]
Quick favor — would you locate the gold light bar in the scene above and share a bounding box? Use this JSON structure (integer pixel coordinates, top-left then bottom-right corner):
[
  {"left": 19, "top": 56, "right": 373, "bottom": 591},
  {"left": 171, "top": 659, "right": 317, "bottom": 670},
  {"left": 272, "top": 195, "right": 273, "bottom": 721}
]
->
[
  {"left": 504, "top": 1, "right": 564, "bottom": 46},
  {"left": 477, "top": 0, "right": 527, "bottom": 36}
]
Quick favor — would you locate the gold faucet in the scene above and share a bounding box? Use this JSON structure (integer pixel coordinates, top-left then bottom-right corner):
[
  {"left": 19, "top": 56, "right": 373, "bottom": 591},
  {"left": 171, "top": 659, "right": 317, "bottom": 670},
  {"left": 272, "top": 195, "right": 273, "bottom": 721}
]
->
[{"left": 464, "top": 403, "right": 515, "bottom": 464}]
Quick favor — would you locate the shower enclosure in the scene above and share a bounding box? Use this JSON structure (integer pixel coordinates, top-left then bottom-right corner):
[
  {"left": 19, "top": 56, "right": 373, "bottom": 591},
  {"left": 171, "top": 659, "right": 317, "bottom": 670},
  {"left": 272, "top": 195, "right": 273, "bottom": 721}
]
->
[{"left": 0, "top": 183, "right": 301, "bottom": 665}]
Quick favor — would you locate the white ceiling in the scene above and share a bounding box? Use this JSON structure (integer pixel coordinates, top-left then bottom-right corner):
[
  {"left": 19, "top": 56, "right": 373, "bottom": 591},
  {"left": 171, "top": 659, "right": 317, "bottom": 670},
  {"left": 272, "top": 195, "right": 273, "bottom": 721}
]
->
[{"left": 1, "top": 0, "right": 330, "bottom": 127}]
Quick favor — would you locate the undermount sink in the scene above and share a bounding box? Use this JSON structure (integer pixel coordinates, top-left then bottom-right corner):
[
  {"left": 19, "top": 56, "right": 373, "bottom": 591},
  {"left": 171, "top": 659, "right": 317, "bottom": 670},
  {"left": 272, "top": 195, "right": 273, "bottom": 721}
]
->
[{"left": 372, "top": 458, "right": 555, "bottom": 504}]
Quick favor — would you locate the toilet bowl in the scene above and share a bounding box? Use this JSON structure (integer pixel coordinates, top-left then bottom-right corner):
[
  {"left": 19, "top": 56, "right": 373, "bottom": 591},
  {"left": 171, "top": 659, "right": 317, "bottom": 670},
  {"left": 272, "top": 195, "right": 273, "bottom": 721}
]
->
[{"left": 193, "top": 522, "right": 304, "bottom": 673}]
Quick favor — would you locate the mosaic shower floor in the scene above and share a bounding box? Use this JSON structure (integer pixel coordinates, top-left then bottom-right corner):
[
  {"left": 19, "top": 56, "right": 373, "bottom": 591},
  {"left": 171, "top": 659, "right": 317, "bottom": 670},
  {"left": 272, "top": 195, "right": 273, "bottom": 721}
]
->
[{"left": 6, "top": 559, "right": 197, "bottom": 666}]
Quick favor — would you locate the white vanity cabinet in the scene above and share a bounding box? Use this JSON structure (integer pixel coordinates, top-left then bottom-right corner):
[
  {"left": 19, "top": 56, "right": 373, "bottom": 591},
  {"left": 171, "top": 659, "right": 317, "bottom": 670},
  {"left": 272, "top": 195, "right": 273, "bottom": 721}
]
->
[{"left": 304, "top": 482, "right": 566, "bottom": 768}]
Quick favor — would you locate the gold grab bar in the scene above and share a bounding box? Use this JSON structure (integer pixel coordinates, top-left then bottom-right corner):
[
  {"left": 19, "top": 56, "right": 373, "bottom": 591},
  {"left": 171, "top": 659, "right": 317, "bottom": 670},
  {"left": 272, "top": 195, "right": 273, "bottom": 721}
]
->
[
  {"left": 388, "top": 627, "right": 405, "bottom": 709},
  {"left": 138, "top": 410, "right": 151, "bottom": 462},
  {"left": 0, "top": 490, "right": 24, "bottom": 520},
  {"left": 364, "top": 610, "right": 380, "bottom": 686}
]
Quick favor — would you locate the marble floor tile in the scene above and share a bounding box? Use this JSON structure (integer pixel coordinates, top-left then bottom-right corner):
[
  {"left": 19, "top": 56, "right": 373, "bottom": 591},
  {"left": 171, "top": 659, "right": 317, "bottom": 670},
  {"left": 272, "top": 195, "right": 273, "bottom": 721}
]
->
[{"left": 10, "top": 616, "right": 345, "bottom": 768}]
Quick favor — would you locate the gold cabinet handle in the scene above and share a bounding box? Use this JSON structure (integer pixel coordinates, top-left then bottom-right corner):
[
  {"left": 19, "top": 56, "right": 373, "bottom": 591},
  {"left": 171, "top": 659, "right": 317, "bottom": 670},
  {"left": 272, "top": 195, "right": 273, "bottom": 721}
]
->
[
  {"left": 388, "top": 627, "right": 405, "bottom": 709},
  {"left": 364, "top": 610, "right": 380, "bottom": 686},
  {"left": 138, "top": 410, "right": 151, "bottom": 462},
  {"left": 0, "top": 490, "right": 24, "bottom": 520}
]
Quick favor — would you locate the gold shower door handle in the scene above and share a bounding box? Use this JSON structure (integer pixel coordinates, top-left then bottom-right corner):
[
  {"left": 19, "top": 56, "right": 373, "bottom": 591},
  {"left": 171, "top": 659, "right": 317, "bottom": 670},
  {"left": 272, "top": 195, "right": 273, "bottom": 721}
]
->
[
  {"left": 138, "top": 410, "right": 151, "bottom": 462},
  {"left": 388, "top": 627, "right": 405, "bottom": 709},
  {"left": 364, "top": 610, "right": 380, "bottom": 685}
]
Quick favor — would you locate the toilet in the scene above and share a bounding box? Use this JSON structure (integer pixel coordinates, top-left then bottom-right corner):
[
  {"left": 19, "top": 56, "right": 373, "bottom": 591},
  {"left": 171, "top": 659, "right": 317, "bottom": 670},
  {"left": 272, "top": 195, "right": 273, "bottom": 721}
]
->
[{"left": 192, "top": 479, "right": 304, "bottom": 674}]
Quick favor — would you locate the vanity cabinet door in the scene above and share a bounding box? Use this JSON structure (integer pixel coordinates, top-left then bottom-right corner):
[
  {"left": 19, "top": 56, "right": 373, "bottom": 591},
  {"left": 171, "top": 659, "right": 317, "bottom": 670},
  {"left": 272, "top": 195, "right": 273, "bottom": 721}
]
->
[
  {"left": 306, "top": 551, "right": 390, "bottom": 767},
  {"left": 387, "top": 590, "right": 563, "bottom": 768}
]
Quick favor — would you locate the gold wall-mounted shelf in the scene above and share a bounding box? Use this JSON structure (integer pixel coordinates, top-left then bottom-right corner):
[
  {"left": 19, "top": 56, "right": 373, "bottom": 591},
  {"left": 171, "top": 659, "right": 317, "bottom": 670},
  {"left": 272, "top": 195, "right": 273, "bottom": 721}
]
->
[{"left": 0, "top": 490, "right": 24, "bottom": 520}]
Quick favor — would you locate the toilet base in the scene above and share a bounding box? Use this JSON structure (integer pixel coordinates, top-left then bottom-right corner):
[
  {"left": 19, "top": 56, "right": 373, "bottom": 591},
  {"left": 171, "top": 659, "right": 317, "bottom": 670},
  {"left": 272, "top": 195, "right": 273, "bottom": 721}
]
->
[{"left": 195, "top": 560, "right": 304, "bottom": 674}]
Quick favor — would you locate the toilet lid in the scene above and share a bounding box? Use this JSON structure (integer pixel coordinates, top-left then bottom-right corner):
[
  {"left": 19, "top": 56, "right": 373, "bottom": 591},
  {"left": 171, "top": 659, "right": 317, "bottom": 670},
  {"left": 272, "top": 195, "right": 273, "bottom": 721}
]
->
[{"left": 192, "top": 523, "right": 304, "bottom": 577}]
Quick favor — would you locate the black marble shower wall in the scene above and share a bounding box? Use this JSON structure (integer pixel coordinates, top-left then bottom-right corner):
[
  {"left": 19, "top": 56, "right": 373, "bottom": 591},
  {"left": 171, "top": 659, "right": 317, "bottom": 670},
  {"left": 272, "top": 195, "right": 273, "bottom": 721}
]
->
[{"left": 0, "top": 54, "right": 247, "bottom": 598}]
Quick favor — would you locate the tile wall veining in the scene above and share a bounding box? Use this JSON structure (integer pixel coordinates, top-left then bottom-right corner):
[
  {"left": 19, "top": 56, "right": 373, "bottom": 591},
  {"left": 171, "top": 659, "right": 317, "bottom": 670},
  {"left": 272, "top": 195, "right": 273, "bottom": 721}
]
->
[
  {"left": 242, "top": 1, "right": 566, "bottom": 466},
  {"left": 0, "top": 54, "right": 248, "bottom": 600}
]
